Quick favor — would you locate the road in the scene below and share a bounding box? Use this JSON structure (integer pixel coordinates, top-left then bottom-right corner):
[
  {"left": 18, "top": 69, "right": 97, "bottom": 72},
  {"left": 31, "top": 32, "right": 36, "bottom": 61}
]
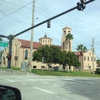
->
[{"left": 0, "top": 74, "right": 100, "bottom": 100}]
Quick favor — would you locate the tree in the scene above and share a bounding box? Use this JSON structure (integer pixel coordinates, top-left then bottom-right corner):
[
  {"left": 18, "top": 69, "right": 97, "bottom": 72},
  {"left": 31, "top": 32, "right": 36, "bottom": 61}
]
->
[
  {"left": 0, "top": 38, "right": 2, "bottom": 41},
  {"left": 33, "top": 45, "right": 60, "bottom": 70},
  {"left": 65, "top": 32, "right": 74, "bottom": 51},
  {"left": 0, "top": 50, "right": 3, "bottom": 59},
  {"left": 97, "top": 59, "right": 100, "bottom": 67},
  {"left": 76, "top": 44, "right": 87, "bottom": 52},
  {"left": 76, "top": 44, "right": 87, "bottom": 71},
  {"left": 0, "top": 38, "right": 3, "bottom": 59},
  {"left": 58, "top": 51, "right": 67, "bottom": 71},
  {"left": 66, "top": 51, "right": 80, "bottom": 71}
]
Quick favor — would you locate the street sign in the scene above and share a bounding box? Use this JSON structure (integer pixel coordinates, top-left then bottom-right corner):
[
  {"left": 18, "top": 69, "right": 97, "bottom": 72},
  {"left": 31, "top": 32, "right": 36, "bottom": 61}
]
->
[{"left": 0, "top": 41, "right": 8, "bottom": 47}]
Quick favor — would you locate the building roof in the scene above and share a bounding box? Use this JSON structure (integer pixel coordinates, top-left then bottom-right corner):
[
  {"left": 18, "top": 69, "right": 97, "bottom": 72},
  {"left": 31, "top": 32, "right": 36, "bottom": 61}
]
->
[
  {"left": 52, "top": 45, "right": 61, "bottom": 49},
  {"left": 18, "top": 39, "right": 42, "bottom": 49},
  {"left": 62, "top": 26, "right": 71, "bottom": 30},
  {"left": 39, "top": 34, "right": 52, "bottom": 40},
  {"left": 74, "top": 51, "right": 88, "bottom": 56},
  {"left": 74, "top": 52, "right": 82, "bottom": 56}
]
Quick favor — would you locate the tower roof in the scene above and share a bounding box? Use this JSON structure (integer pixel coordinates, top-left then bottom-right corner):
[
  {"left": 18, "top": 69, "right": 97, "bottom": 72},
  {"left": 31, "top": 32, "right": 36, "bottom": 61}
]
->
[
  {"left": 62, "top": 26, "right": 71, "bottom": 30},
  {"left": 39, "top": 34, "right": 52, "bottom": 40}
]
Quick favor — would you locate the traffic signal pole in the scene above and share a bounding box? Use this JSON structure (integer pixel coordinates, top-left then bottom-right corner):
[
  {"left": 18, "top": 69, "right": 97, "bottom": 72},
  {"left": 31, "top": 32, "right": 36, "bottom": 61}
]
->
[{"left": 0, "top": 0, "right": 95, "bottom": 69}]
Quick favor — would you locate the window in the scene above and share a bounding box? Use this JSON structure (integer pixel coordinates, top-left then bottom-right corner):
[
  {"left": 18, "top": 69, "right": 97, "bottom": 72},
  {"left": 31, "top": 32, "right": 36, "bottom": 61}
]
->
[
  {"left": 33, "top": 66, "right": 37, "bottom": 68},
  {"left": 63, "top": 42, "right": 64, "bottom": 50},
  {"left": 89, "top": 66, "right": 91, "bottom": 69},
  {"left": 43, "top": 40, "right": 44, "bottom": 42},
  {"left": 41, "top": 66, "right": 45, "bottom": 68},
  {"left": 94, "top": 57, "right": 96, "bottom": 61},
  {"left": 45, "top": 39, "right": 47, "bottom": 42},
  {"left": 84, "top": 56, "right": 86, "bottom": 61},
  {"left": 91, "top": 57, "right": 93, "bottom": 61},
  {"left": 88, "top": 57, "right": 89, "bottom": 61},
  {"left": 63, "top": 31, "right": 66, "bottom": 34},
  {"left": 48, "top": 40, "right": 49, "bottom": 43},
  {"left": 25, "top": 50, "right": 28, "bottom": 60},
  {"left": 89, "top": 52, "right": 91, "bottom": 55}
]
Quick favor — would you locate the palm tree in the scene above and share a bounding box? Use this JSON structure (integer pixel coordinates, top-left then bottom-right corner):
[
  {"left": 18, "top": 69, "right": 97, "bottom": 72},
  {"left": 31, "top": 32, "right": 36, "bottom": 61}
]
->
[
  {"left": 76, "top": 44, "right": 87, "bottom": 71},
  {"left": 65, "top": 31, "right": 74, "bottom": 51},
  {"left": 76, "top": 44, "right": 87, "bottom": 52},
  {"left": 0, "top": 38, "right": 2, "bottom": 41}
]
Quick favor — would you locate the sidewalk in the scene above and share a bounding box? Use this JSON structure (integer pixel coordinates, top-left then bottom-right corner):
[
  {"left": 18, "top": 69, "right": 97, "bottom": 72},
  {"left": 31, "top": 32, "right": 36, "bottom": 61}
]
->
[{"left": 0, "top": 69, "right": 38, "bottom": 75}]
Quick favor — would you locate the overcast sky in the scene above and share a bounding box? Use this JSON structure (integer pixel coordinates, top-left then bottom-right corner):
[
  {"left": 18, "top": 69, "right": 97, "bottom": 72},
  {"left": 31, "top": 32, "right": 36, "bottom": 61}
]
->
[{"left": 0, "top": 0, "right": 100, "bottom": 58}]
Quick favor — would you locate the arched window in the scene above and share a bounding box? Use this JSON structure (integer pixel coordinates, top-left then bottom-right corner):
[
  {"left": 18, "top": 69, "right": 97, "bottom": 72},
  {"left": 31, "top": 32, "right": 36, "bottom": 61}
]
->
[{"left": 25, "top": 50, "right": 28, "bottom": 60}]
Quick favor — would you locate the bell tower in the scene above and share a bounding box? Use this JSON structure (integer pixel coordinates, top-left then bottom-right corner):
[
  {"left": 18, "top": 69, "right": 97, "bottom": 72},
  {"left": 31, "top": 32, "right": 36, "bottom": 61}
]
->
[{"left": 61, "top": 26, "right": 72, "bottom": 52}]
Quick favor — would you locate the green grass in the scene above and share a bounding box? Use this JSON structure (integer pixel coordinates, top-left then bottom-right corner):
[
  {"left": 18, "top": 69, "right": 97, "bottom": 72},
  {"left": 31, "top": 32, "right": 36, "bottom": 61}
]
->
[
  {"left": 0, "top": 66, "right": 21, "bottom": 70},
  {"left": 31, "top": 69, "right": 100, "bottom": 77}
]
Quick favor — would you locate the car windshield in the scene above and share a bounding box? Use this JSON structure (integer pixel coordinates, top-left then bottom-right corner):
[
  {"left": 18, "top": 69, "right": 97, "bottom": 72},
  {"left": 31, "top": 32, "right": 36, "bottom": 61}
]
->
[{"left": 0, "top": 0, "right": 100, "bottom": 100}]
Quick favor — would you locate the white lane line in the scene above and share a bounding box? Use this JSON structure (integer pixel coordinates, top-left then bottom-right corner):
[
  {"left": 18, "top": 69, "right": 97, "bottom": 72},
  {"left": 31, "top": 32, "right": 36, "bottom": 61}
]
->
[
  {"left": 28, "top": 79, "right": 37, "bottom": 81},
  {"left": 21, "top": 83, "right": 27, "bottom": 85},
  {"left": 53, "top": 84, "right": 60, "bottom": 86},
  {"left": 0, "top": 78, "right": 15, "bottom": 82},
  {"left": 15, "top": 77, "right": 37, "bottom": 82},
  {"left": 63, "top": 79, "right": 75, "bottom": 80},
  {"left": 6, "top": 79, "right": 15, "bottom": 82},
  {"left": 84, "top": 82, "right": 94, "bottom": 84},
  {"left": 41, "top": 81, "right": 49, "bottom": 84},
  {"left": 78, "top": 81, "right": 94, "bottom": 84},
  {"left": 67, "top": 82, "right": 77, "bottom": 84},
  {"left": 32, "top": 86, "right": 57, "bottom": 94}
]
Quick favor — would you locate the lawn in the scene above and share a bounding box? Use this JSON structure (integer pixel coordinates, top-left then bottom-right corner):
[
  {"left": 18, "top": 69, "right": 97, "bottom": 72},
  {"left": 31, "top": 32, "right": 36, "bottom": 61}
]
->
[
  {"left": 31, "top": 69, "right": 100, "bottom": 77},
  {"left": 0, "top": 66, "right": 21, "bottom": 70}
]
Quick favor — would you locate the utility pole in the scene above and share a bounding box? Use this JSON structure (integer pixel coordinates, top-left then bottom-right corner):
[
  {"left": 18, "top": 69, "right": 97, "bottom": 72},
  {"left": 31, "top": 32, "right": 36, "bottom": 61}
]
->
[
  {"left": 29, "top": 1, "right": 35, "bottom": 71},
  {"left": 92, "top": 38, "right": 94, "bottom": 75}
]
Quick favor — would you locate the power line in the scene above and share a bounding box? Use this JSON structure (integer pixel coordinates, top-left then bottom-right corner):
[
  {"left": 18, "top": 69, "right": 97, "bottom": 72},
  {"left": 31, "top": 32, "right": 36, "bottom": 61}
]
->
[
  {"left": 0, "top": 10, "right": 31, "bottom": 24},
  {"left": 0, "top": 0, "right": 95, "bottom": 43},
  {"left": 0, "top": 1, "right": 33, "bottom": 21},
  {"left": 5, "top": 1, "right": 32, "bottom": 9},
  {"left": 35, "top": 8, "right": 92, "bottom": 43},
  {"left": 0, "top": 0, "right": 6, "bottom": 6},
  {"left": 36, "top": 1, "right": 94, "bottom": 40}
]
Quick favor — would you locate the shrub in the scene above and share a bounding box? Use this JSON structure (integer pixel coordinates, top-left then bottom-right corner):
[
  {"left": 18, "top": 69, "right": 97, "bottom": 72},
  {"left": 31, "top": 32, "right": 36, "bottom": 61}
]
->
[{"left": 95, "top": 68, "right": 100, "bottom": 74}]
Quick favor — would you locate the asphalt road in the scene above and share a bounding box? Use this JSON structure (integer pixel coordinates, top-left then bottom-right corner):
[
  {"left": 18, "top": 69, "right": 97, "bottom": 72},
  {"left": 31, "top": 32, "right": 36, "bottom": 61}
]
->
[{"left": 0, "top": 75, "right": 100, "bottom": 100}]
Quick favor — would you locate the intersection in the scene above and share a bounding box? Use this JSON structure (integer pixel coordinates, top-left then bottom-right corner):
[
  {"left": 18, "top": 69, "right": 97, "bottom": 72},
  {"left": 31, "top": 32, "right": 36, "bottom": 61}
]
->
[{"left": 0, "top": 74, "right": 100, "bottom": 100}]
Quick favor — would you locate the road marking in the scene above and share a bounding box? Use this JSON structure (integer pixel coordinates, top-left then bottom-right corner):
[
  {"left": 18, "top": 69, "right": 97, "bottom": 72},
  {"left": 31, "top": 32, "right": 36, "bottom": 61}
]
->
[
  {"left": 67, "top": 81, "right": 77, "bottom": 84},
  {"left": 21, "top": 83, "right": 27, "bottom": 85},
  {"left": 0, "top": 78, "right": 15, "bottom": 82},
  {"left": 32, "top": 86, "right": 57, "bottom": 94},
  {"left": 15, "top": 77, "right": 37, "bottom": 82},
  {"left": 6, "top": 79, "right": 15, "bottom": 82},
  {"left": 53, "top": 84, "right": 60, "bottom": 86},
  {"left": 63, "top": 79, "right": 75, "bottom": 80},
  {"left": 41, "top": 81, "right": 49, "bottom": 84},
  {"left": 78, "top": 81, "right": 94, "bottom": 84},
  {"left": 28, "top": 79, "right": 37, "bottom": 81}
]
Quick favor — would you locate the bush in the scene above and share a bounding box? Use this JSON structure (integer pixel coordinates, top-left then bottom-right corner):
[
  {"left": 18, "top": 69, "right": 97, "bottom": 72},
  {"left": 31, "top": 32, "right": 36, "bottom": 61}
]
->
[{"left": 95, "top": 68, "right": 100, "bottom": 74}]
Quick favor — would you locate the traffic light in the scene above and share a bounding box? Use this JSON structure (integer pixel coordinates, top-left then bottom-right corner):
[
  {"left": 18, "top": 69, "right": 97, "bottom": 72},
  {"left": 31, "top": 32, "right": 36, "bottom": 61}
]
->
[
  {"left": 77, "top": 2, "right": 81, "bottom": 11},
  {"left": 80, "top": 0, "right": 86, "bottom": 10},
  {"left": 47, "top": 20, "right": 51, "bottom": 28},
  {"left": 77, "top": 0, "right": 86, "bottom": 11},
  {"left": 7, "top": 55, "right": 11, "bottom": 61}
]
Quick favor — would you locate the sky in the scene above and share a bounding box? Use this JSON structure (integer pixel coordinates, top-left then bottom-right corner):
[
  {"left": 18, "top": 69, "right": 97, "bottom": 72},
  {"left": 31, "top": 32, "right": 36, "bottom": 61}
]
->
[{"left": 0, "top": 0, "right": 100, "bottom": 58}]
